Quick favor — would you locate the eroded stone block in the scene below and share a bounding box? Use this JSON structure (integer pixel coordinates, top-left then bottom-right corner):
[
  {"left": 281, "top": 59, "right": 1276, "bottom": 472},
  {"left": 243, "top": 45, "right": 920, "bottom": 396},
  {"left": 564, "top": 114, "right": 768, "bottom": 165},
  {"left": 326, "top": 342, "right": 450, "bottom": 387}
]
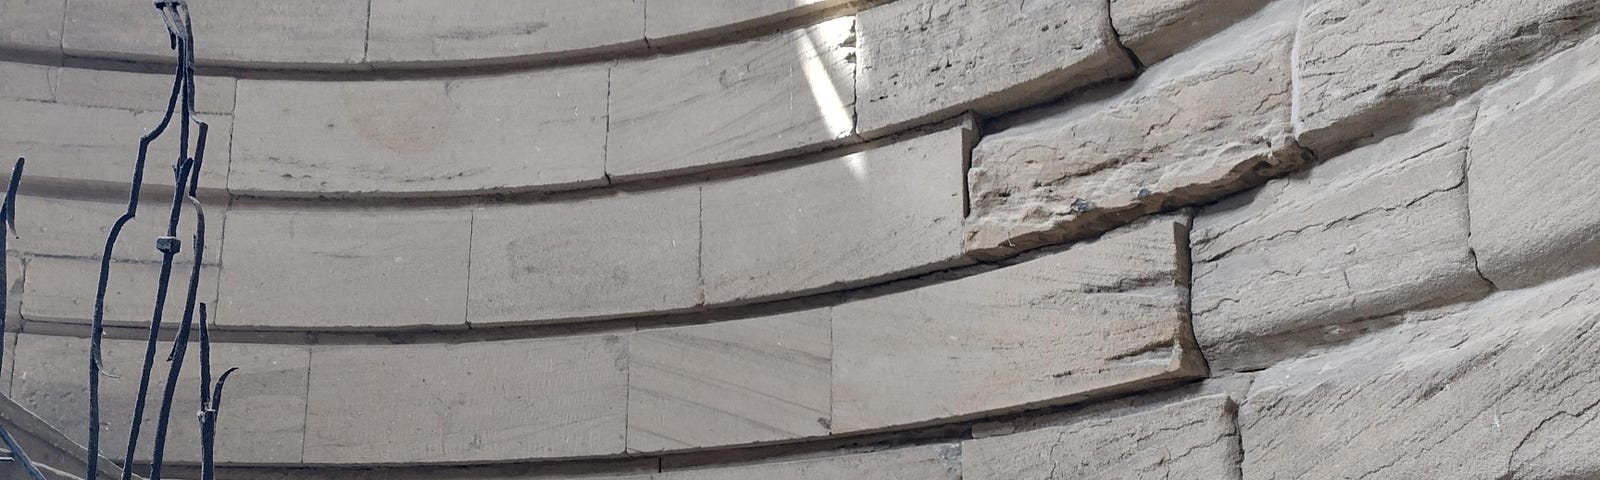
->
[
  {"left": 832, "top": 215, "right": 1203, "bottom": 433},
  {"left": 0, "top": 0, "right": 65, "bottom": 55},
  {"left": 366, "top": 0, "right": 645, "bottom": 64},
  {"left": 856, "top": 0, "right": 1133, "bottom": 137},
  {"left": 656, "top": 444, "right": 961, "bottom": 480},
  {"left": 11, "top": 194, "right": 223, "bottom": 264},
  {"left": 0, "top": 62, "right": 54, "bottom": 101},
  {"left": 964, "top": 396, "right": 1240, "bottom": 479},
  {"left": 0, "top": 99, "right": 232, "bottom": 192},
  {"left": 702, "top": 124, "right": 970, "bottom": 306},
  {"left": 628, "top": 309, "right": 831, "bottom": 451},
  {"left": 63, "top": 0, "right": 368, "bottom": 67},
  {"left": 22, "top": 257, "right": 220, "bottom": 328},
  {"left": 54, "top": 66, "right": 236, "bottom": 115},
  {"left": 1110, "top": 0, "right": 1271, "bottom": 64},
  {"left": 645, "top": 0, "right": 844, "bottom": 43},
  {"left": 967, "top": 2, "right": 1305, "bottom": 259}
]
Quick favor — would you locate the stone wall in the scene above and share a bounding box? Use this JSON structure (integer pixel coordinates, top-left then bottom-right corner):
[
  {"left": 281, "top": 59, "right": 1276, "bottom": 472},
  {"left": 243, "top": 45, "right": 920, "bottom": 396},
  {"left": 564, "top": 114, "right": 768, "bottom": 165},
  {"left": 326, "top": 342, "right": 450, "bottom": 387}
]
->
[{"left": 2, "top": 0, "right": 1599, "bottom": 478}]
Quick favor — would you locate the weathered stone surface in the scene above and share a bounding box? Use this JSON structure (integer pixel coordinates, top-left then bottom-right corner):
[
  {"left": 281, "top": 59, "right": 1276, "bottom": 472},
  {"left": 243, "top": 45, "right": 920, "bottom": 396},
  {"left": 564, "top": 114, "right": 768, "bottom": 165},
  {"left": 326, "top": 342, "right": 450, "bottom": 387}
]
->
[
  {"left": 608, "top": 17, "right": 856, "bottom": 179},
  {"left": 232, "top": 66, "right": 607, "bottom": 197},
  {"left": 0, "top": 393, "right": 128, "bottom": 480},
  {"left": 855, "top": 0, "right": 1133, "bottom": 137},
  {"left": 1241, "top": 268, "right": 1600, "bottom": 479},
  {"left": 1295, "top": 0, "right": 1600, "bottom": 154},
  {"left": 0, "top": 98, "right": 233, "bottom": 192},
  {"left": 645, "top": 0, "right": 845, "bottom": 43},
  {"left": 22, "top": 257, "right": 221, "bottom": 328},
  {"left": 1110, "top": 0, "right": 1271, "bottom": 64},
  {"left": 832, "top": 215, "right": 1203, "bottom": 433},
  {"left": 11, "top": 334, "right": 309, "bottom": 464},
  {"left": 1191, "top": 103, "right": 1490, "bottom": 371},
  {"left": 304, "top": 334, "right": 629, "bottom": 463},
  {"left": 468, "top": 187, "right": 699, "bottom": 325},
  {"left": 63, "top": 0, "right": 368, "bottom": 67},
  {"left": 628, "top": 309, "right": 831, "bottom": 452},
  {"left": 702, "top": 125, "right": 970, "bottom": 306},
  {"left": 11, "top": 194, "right": 223, "bottom": 264},
  {"left": 656, "top": 444, "right": 961, "bottom": 480},
  {"left": 0, "top": 62, "right": 53, "bottom": 101},
  {"left": 217, "top": 205, "right": 471, "bottom": 330},
  {"left": 964, "top": 396, "right": 1240, "bottom": 479},
  {"left": 967, "top": 3, "right": 1304, "bottom": 259},
  {"left": 366, "top": 0, "right": 644, "bottom": 64},
  {"left": 53, "top": 66, "right": 236, "bottom": 115},
  {"left": 0, "top": 0, "right": 64, "bottom": 54},
  {"left": 1470, "top": 33, "right": 1600, "bottom": 290}
]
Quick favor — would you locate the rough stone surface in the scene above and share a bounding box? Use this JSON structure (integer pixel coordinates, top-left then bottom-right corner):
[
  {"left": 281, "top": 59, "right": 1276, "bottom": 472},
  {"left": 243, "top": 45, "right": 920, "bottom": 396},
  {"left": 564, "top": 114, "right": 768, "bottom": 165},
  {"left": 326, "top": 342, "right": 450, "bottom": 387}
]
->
[
  {"left": 366, "top": 0, "right": 645, "bottom": 64},
  {"left": 0, "top": 98, "right": 233, "bottom": 193},
  {"left": 832, "top": 215, "right": 1204, "bottom": 433},
  {"left": 855, "top": 0, "right": 1133, "bottom": 137},
  {"left": 1469, "top": 32, "right": 1600, "bottom": 290},
  {"left": 964, "top": 396, "right": 1241, "bottom": 479},
  {"left": 1295, "top": 0, "right": 1600, "bottom": 154},
  {"left": 702, "top": 125, "right": 970, "bottom": 306},
  {"left": 0, "top": 62, "right": 53, "bottom": 101},
  {"left": 10, "top": 334, "right": 310, "bottom": 464},
  {"left": 608, "top": 17, "right": 856, "bottom": 179},
  {"left": 628, "top": 309, "right": 831, "bottom": 452},
  {"left": 656, "top": 444, "right": 961, "bottom": 480},
  {"left": 21, "top": 257, "right": 221, "bottom": 328},
  {"left": 468, "top": 187, "right": 700, "bottom": 325},
  {"left": 231, "top": 66, "right": 607, "bottom": 197},
  {"left": 0, "top": 0, "right": 64, "bottom": 54},
  {"left": 1110, "top": 0, "right": 1271, "bottom": 64},
  {"left": 53, "top": 66, "right": 236, "bottom": 115},
  {"left": 1241, "top": 268, "right": 1600, "bottom": 479},
  {"left": 217, "top": 206, "right": 471, "bottom": 330},
  {"left": 966, "top": 3, "right": 1305, "bottom": 259},
  {"left": 62, "top": 0, "right": 369, "bottom": 67},
  {"left": 645, "top": 0, "right": 844, "bottom": 43},
  {"left": 11, "top": 194, "right": 223, "bottom": 264},
  {"left": 1191, "top": 103, "right": 1491, "bottom": 371},
  {"left": 304, "top": 334, "right": 629, "bottom": 463}
]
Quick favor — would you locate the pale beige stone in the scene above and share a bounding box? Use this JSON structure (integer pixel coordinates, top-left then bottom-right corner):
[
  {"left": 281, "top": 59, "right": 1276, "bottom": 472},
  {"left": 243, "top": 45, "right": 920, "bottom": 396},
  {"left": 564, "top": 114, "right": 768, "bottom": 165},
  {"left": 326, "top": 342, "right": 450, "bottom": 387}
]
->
[
  {"left": 0, "top": 393, "right": 128, "bottom": 480},
  {"left": 1110, "top": 0, "right": 1271, "bottom": 63},
  {"left": 967, "top": 3, "right": 1305, "bottom": 259},
  {"left": 608, "top": 17, "right": 856, "bottom": 180},
  {"left": 11, "top": 194, "right": 222, "bottom": 264},
  {"left": 702, "top": 125, "right": 970, "bottom": 306},
  {"left": 855, "top": 0, "right": 1133, "bottom": 137},
  {"left": 1191, "top": 103, "right": 1490, "bottom": 371},
  {"left": 628, "top": 309, "right": 831, "bottom": 452},
  {"left": 366, "top": 0, "right": 644, "bottom": 64},
  {"left": 1241, "top": 268, "right": 1600, "bottom": 479},
  {"left": 231, "top": 66, "right": 607, "bottom": 197},
  {"left": 11, "top": 334, "right": 309, "bottom": 464},
  {"left": 54, "top": 66, "right": 235, "bottom": 115},
  {"left": 832, "top": 215, "right": 1203, "bottom": 433},
  {"left": 468, "top": 187, "right": 699, "bottom": 325},
  {"left": 217, "top": 205, "right": 471, "bottom": 330},
  {"left": 0, "top": 98, "right": 232, "bottom": 192},
  {"left": 304, "top": 334, "right": 629, "bottom": 463},
  {"left": 645, "top": 0, "right": 844, "bottom": 43},
  {"left": 22, "top": 257, "right": 221, "bottom": 328},
  {"left": 1295, "top": 0, "right": 1600, "bottom": 154},
  {"left": 62, "top": 0, "right": 368, "bottom": 67},
  {"left": 1470, "top": 32, "right": 1600, "bottom": 290},
  {"left": 0, "top": 62, "right": 54, "bottom": 101},
  {"left": 656, "top": 444, "right": 961, "bottom": 480},
  {"left": 964, "top": 396, "right": 1240, "bottom": 479},
  {"left": 0, "top": 0, "right": 64, "bottom": 54}
]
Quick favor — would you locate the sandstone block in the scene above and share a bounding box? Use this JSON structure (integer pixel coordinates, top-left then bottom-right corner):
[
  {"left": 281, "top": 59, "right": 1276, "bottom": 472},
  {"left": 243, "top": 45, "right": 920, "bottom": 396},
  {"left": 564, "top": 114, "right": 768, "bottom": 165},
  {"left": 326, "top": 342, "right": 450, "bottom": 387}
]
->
[
  {"left": 608, "top": 17, "right": 856, "bottom": 179},
  {"left": 855, "top": 0, "right": 1133, "bottom": 137},
  {"left": 54, "top": 66, "right": 236, "bottom": 115},
  {"left": 304, "top": 334, "right": 629, "bottom": 463},
  {"left": 701, "top": 125, "right": 970, "bottom": 306},
  {"left": 0, "top": 62, "right": 53, "bottom": 101},
  {"left": 10, "top": 334, "right": 310, "bottom": 464},
  {"left": 0, "top": 99, "right": 232, "bottom": 192},
  {"left": 1110, "top": 0, "right": 1271, "bottom": 64},
  {"left": 964, "top": 396, "right": 1240, "bottom": 479},
  {"left": 366, "top": 0, "right": 645, "bottom": 64},
  {"left": 1241, "top": 268, "right": 1600, "bottom": 479},
  {"left": 231, "top": 66, "right": 607, "bottom": 197},
  {"left": 1295, "top": 0, "right": 1600, "bottom": 154},
  {"left": 217, "top": 205, "right": 471, "bottom": 330},
  {"left": 11, "top": 194, "right": 223, "bottom": 264},
  {"left": 1191, "top": 103, "right": 1490, "bottom": 371},
  {"left": 1469, "top": 33, "right": 1600, "bottom": 290},
  {"left": 22, "top": 257, "right": 221, "bottom": 328},
  {"left": 832, "top": 215, "right": 1203, "bottom": 433},
  {"left": 63, "top": 0, "right": 368, "bottom": 67},
  {"left": 645, "top": 0, "right": 844, "bottom": 43},
  {"left": 628, "top": 309, "right": 831, "bottom": 451},
  {"left": 656, "top": 444, "right": 961, "bottom": 480},
  {"left": 0, "top": 0, "right": 64, "bottom": 54},
  {"left": 468, "top": 187, "right": 699, "bottom": 325},
  {"left": 966, "top": 2, "right": 1304, "bottom": 259}
]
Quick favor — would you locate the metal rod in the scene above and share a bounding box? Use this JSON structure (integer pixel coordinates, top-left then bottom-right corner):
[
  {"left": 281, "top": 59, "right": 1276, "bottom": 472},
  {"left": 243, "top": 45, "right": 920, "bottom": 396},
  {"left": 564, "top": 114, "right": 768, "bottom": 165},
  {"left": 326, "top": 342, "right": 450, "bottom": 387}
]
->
[
  {"left": 0, "top": 424, "right": 47, "bottom": 480},
  {"left": 0, "top": 158, "right": 46, "bottom": 480}
]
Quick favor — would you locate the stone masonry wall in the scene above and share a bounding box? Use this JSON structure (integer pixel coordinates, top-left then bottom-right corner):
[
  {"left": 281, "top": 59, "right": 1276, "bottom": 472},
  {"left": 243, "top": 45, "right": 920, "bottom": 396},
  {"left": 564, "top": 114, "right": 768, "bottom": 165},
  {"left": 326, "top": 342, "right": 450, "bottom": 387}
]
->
[{"left": 2, "top": 0, "right": 1600, "bottom": 478}]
